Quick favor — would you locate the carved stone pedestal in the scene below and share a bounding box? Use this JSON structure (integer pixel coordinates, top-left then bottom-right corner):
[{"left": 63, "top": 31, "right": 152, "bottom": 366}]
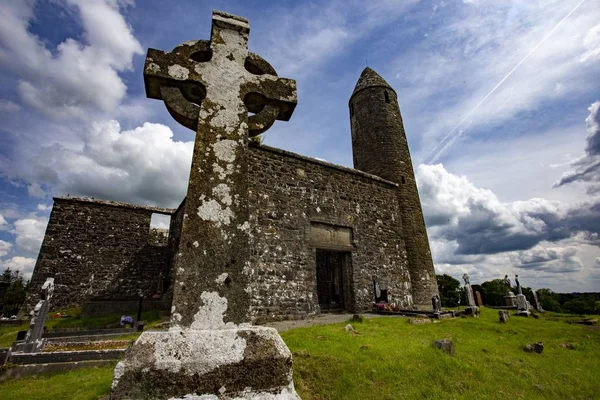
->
[{"left": 111, "top": 326, "right": 299, "bottom": 399}]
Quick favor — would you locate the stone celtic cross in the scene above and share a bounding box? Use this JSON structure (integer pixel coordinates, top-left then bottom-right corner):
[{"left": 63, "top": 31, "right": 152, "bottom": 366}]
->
[
  {"left": 112, "top": 11, "right": 300, "bottom": 399},
  {"left": 144, "top": 10, "right": 297, "bottom": 328}
]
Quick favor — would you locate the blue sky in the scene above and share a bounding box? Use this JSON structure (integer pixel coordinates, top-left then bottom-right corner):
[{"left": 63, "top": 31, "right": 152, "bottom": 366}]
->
[{"left": 1, "top": 0, "right": 599, "bottom": 292}]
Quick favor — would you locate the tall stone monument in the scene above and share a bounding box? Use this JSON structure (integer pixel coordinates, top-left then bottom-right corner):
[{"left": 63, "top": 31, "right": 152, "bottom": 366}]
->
[
  {"left": 111, "top": 10, "right": 299, "bottom": 399},
  {"left": 514, "top": 274, "right": 530, "bottom": 317},
  {"left": 462, "top": 273, "right": 479, "bottom": 317}
]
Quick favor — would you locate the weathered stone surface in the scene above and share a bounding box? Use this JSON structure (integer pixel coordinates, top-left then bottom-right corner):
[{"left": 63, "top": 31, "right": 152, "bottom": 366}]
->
[
  {"left": 111, "top": 326, "right": 297, "bottom": 399},
  {"left": 498, "top": 310, "right": 510, "bottom": 323},
  {"left": 515, "top": 294, "right": 530, "bottom": 316},
  {"left": 531, "top": 290, "right": 544, "bottom": 312},
  {"left": 247, "top": 144, "right": 413, "bottom": 321},
  {"left": 433, "top": 339, "right": 455, "bottom": 355},
  {"left": 349, "top": 67, "right": 438, "bottom": 307},
  {"left": 523, "top": 342, "right": 544, "bottom": 353},
  {"left": 112, "top": 10, "right": 300, "bottom": 399},
  {"left": 24, "top": 197, "right": 175, "bottom": 312}
]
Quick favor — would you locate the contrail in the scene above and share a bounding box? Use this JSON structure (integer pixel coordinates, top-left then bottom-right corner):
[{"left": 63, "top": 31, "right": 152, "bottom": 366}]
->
[{"left": 425, "top": 0, "right": 588, "bottom": 164}]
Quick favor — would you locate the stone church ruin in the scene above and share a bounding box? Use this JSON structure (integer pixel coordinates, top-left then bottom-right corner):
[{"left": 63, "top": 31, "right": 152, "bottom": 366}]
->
[{"left": 25, "top": 11, "right": 439, "bottom": 325}]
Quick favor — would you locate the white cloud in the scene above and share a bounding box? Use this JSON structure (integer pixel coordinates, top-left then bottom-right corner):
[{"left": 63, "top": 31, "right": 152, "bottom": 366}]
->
[
  {"left": 27, "top": 182, "right": 45, "bottom": 198},
  {"left": 11, "top": 217, "right": 48, "bottom": 257},
  {"left": 388, "top": 0, "right": 600, "bottom": 162},
  {"left": 0, "top": 256, "right": 36, "bottom": 281},
  {"left": 417, "top": 163, "right": 600, "bottom": 289},
  {"left": 579, "top": 23, "right": 600, "bottom": 63},
  {"left": 0, "top": 240, "right": 12, "bottom": 257},
  {"left": 36, "top": 204, "right": 52, "bottom": 212},
  {"left": 30, "top": 120, "right": 193, "bottom": 208},
  {"left": 0, "top": 0, "right": 142, "bottom": 119},
  {"left": 0, "top": 213, "right": 8, "bottom": 231}
]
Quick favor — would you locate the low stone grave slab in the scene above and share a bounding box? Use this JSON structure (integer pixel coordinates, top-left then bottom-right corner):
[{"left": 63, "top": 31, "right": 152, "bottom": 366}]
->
[
  {"left": 43, "top": 327, "right": 136, "bottom": 338},
  {"left": 9, "top": 349, "right": 125, "bottom": 364}
]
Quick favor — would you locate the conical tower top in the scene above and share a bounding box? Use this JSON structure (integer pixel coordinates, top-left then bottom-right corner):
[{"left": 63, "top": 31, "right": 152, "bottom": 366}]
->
[{"left": 351, "top": 67, "right": 395, "bottom": 98}]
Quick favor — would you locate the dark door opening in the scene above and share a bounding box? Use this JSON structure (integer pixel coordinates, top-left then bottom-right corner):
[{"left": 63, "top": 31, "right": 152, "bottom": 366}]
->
[{"left": 316, "top": 250, "right": 347, "bottom": 311}]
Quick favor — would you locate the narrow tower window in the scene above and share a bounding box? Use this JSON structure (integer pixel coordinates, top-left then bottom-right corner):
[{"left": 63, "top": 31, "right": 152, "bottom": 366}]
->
[
  {"left": 384, "top": 90, "right": 390, "bottom": 103},
  {"left": 350, "top": 102, "right": 354, "bottom": 117},
  {"left": 401, "top": 176, "right": 406, "bottom": 184}
]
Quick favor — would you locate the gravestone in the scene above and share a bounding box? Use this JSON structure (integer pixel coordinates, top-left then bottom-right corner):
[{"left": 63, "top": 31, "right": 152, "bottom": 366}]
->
[
  {"left": 431, "top": 294, "right": 441, "bottom": 314},
  {"left": 515, "top": 294, "right": 530, "bottom": 316},
  {"left": 475, "top": 291, "right": 483, "bottom": 307},
  {"left": 14, "top": 278, "right": 54, "bottom": 353},
  {"left": 111, "top": 10, "right": 299, "bottom": 399},
  {"left": 505, "top": 291, "right": 517, "bottom": 307},
  {"left": 514, "top": 275, "right": 530, "bottom": 316},
  {"left": 531, "top": 290, "right": 544, "bottom": 312},
  {"left": 462, "top": 273, "right": 479, "bottom": 317}
]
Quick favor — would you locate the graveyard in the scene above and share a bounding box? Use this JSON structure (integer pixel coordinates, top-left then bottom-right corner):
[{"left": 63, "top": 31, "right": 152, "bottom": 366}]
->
[
  {"left": 1, "top": 4, "right": 600, "bottom": 400},
  {"left": 1, "top": 306, "right": 599, "bottom": 399}
]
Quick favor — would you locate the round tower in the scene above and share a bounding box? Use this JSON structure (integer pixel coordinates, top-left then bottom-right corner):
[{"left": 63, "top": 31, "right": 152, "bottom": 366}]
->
[{"left": 349, "top": 67, "right": 438, "bottom": 307}]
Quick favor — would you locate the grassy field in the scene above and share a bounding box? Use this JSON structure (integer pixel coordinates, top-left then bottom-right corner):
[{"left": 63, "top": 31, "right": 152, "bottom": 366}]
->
[
  {"left": 0, "top": 364, "right": 115, "bottom": 400},
  {"left": 282, "top": 309, "right": 600, "bottom": 400},
  {"left": 0, "top": 308, "right": 598, "bottom": 399}
]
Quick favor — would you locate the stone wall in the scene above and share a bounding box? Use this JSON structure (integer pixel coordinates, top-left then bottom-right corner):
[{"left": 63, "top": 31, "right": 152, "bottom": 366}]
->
[
  {"left": 24, "top": 198, "right": 176, "bottom": 313},
  {"left": 247, "top": 144, "right": 413, "bottom": 322}
]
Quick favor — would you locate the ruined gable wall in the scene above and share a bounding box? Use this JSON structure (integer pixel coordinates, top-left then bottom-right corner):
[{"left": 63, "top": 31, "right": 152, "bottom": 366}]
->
[
  {"left": 247, "top": 144, "right": 413, "bottom": 322},
  {"left": 24, "top": 198, "right": 176, "bottom": 312}
]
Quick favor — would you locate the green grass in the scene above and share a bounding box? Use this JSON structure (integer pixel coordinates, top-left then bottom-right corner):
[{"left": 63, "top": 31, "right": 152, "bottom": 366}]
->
[
  {"left": 0, "top": 364, "right": 114, "bottom": 400},
  {"left": 0, "top": 323, "right": 28, "bottom": 348},
  {"left": 1, "top": 308, "right": 598, "bottom": 399},
  {"left": 281, "top": 308, "right": 600, "bottom": 400}
]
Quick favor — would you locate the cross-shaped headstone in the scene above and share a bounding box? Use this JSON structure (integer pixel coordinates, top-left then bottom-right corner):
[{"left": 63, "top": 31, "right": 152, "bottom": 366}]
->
[
  {"left": 144, "top": 10, "right": 297, "bottom": 328},
  {"left": 112, "top": 11, "right": 300, "bottom": 398}
]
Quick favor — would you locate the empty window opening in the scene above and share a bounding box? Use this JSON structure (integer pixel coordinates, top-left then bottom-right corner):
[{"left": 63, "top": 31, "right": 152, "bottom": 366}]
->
[
  {"left": 401, "top": 176, "right": 406, "bottom": 184},
  {"left": 150, "top": 213, "right": 171, "bottom": 246},
  {"left": 350, "top": 102, "right": 354, "bottom": 117},
  {"left": 384, "top": 90, "right": 390, "bottom": 103}
]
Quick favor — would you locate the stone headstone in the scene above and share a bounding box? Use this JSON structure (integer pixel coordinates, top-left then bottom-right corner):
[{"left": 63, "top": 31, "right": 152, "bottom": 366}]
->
[
  {"left": 515, "top": 274, "right": 522, "bottom": 295},
  {"left": 431, "top": 294, "right": 441, "bottom": 313},
  {"left": 111, "top": 10, "right": 299, "bottom": 399},
  {"left": 462, "top": 273, "right": 479, "bottom": 317},
  {"left": 498, "top": 310, "right": 509, "bottom": 323},
  {"left": 505, "top": 291, "right": 517, "bottom": 307},
  {"left": 515, "top": 294, "right": 530, "bottom": 317},
  {"left": 531, "top": 290, "right": 544, "bottom": 312},
  {"left": 15, "top": 278, "right": 54, "bottom": 353},
  {"left": 475, "top": 291, "right": 483, "bottom": 307}
]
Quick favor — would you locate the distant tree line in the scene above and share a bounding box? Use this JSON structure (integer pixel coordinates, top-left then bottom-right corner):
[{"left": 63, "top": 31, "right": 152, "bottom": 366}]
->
[
  {"left": 1, "top": 267, "right": 28, "bottom": 316},
  {"left": 436, "top": 274, "right": 600, "bottom": 315}
]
